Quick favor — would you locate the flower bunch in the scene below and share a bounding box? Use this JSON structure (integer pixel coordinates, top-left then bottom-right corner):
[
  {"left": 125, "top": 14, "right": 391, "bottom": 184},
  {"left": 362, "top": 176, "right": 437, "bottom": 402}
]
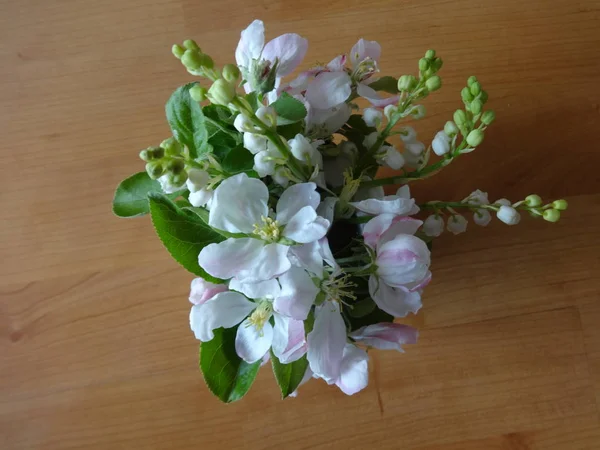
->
[{"left": 113, "top": 20, "right": 568, "bottom": 402}]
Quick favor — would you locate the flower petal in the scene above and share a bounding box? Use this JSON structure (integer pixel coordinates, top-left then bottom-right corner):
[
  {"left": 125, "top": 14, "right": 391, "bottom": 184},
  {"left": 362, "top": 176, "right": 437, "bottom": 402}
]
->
[
  {"left": 246, "top": 242, "right": 292, "bottom": 282},
  {"left": 189, "top": 278, "right": 228, "bottom": 305},
  {"left": 307, "top": 301, "right": 347, "bottom": 382},
  {"left": 376, "top": 235, "right": 430, "bottom": 286},
  {"left": 272, "top": 313, "right": 307, "bottom": 363},
  {"left": 198, "top": 238, "right": 265, "bottom": 281},
  {"left": 316, "top": 197, "right": 338, "bottom": 224},
  {"left": 235, "top": 19, "right": 265, "bottom": 69},
  {"left": 357, "top": 83, "right": 399, "bottom": 107},
  {"left": 283, "top": 206, "right": 330, "bottom": 243},
  {"left": 350, "top": 195, "right": 416, "bottom": 215},
  {"left": 189, "top": 292, "right": 255, "bottom": 342},
  {"left": 378, "top": 217, "right": 423, "bottom": 248},
  {"left": 276, "top": 182, "right": 320, "bottom": 224},
  {"left": 262, "top": 33, "right": 308, "bottom": 76},
  {"left": 229, "top": 278, "right": 281, "bottom": 300},
  {"left": 305, "top": 71, "right": 352, "bottom": 110},
  {"left": 289, "top": 241, "right": 323, "bottom": 276},
  {"left": 362, "top": 213, "right": 396, "bottom": 249},
  {"left": 209, "top": 173, "right": 268, "bottom": 234},
  {"left": 327, "top": 54, "right": 346, "bottom": 71},
  {"left": 350, "top": 38, "right": 381, "bottom": 67},
  {"left": 307, "top": 103, "right": 352, "bottom": 138},
  {"left": 349, "top": 323, "right": 418, "bottom": 351},
  {"left": 368, "top": 275, "right": 422, "bottom": 317},
  {"left": 274, "top": 266, "right": 319, "bottom": 320},
  {"left": 335, "top": 344, "right": 369, "bottom": 395},
  {"left": 235, "top": 318, "right": 273, "bottom": 363}
]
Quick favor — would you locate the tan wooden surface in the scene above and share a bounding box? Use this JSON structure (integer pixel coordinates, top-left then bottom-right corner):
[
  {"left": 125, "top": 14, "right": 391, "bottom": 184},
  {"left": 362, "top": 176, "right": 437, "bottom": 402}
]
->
[{"left": 2, "top": 1, "right": 600, "bottom": 448}]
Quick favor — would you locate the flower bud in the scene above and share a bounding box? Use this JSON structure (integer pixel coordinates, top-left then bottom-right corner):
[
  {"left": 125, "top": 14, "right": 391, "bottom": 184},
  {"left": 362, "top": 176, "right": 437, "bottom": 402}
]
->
[
  {"left": 183, "top": 39, "right": 200, "bottom": 52},
  {"left": 447, "top": 214, "right": 468, "bottom": 235},
  {"left": 160, "top": 138, "right": 182, "bottom": 156},
  {"left": 199, "top": 53, "right": 214, "bottom": 70},
  {"left": 166, "top": 158, "right": 186, "bottom": 175},
  {"left": 289, "top": 134, "right": 315, "bottom": 162},
  {"left": 146, "top": 161, "right": 165, "bottom": 179},
  {"left": 470, "top": 99, "right": 483, "bottom": 115},
  {"left": 543, "top": 209, "right": 561, "bottom": 222},
  {"left": 431, "top": 57, "right": 443, "bottom": 72},
  {"left": 181, "top": 49, "right": 203, "bottom": 71},
  {"left": 222, "top": 64, "right": 241, "bottom": 83},
  {"left": 432, "top": 130, "right": 451, "bottom": 156},
  {"left": 425, "top": 75, "right": 442, "bottom": 92},
  {"left": 139, "top": 149, "right": 150, "bottom": 162},
  {"left": 253, "top": 151, "right": 276, "bottom": 177},
  {"left": 168, "top": 171, "right": 188, "bottom": 187},
  {"left": 397, "top": 74, "right": 417, "bottom": 91},
  {"left": 525, "top": 194, "right": 542, "bottom": 207},
  {"left": 207, "top": 79, "right": 236, "bottom": 105},
  {"left": 186, "top": 168, "right": 210, "bottom": 193},
  {"left": 479, "top": 90, "right": 489, "bottom": 104},
  {"left": 461, "top": 87, "right": 473, "bottom": 103},
  {"left": 256, "top": 106, "right": 276, "bottom": 127},
  {"left": 444, "top": 121, "right": 459, "bottom": 137},
  {"left": 380, "top": 145, "right": 405, "bottom": 170},
  {"left": 409, "top": 105, "right": 426, "bottom": 120},
  {"left": 496, "top": 205, "right": 521, "bottom": 225},
  {"left": 243, "top": 133, "right": 269, "bottom": 154},
  {"left": 552, "top": 199, "right": 568, "bottom": 211},
  {"left": 234, "top": 114, "right": 254, "bottom": 133},
  {"left": 398, "top": 126, "right": 417, "bottom": 143},
  {"left": 363, "top": 107, "right": 383, "bottom": 127},
  {"left": 418, "top": 58, "right": 430, "bottom": 72},
  {"left": 384, "top": 104, "right": 398, "bottom": 120},
  {"left": 171, "top": 44, "right": 185, "bottom": 59},
  {"left": 453, "top": 109, "right": 467, "bottom": 127},
  {"left": 481, "top": 110, "right": 496, "bottom": 125},
  {"left": 141, "top": 146, "right": 164, "bottom": 161},
  {"left": 473, "top": 209, "right": 492, "bottom": 226},
  {"left": 423, "top": 215, "right": 444, "bottom": 237},
  {"left": 405, "top": 141, "right": 425, "bottom": 156},
  {"left": 469, "top": 81, "right": 482, "bottom": 96},
  {"left": 425, "top": 49, "right": 436, "bottom": 60},
  {"left": 189, "top": 84, "right": 207, "bottom": 102},
  {"left": 467, "top": 76, "right": 478, "bottom": 87},
  {"left": 466, "top": 129, "right": 484, "bottom": 147},
  {"left": 495, "top": 198, "right": 512, "bottom": 206}
]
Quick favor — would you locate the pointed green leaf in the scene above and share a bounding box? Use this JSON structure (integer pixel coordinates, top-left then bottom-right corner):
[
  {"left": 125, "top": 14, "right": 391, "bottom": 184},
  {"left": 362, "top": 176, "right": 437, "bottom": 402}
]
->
[
  {"left": 113, "top": 172, "right": 182, "bottom": 218},
  {"left": 221, "top": 145, "right": 254, "bottom": 174},
  {"left": 166, "top": 83, "right": 208, "bottom": 159},
  {"left": 200, "top": 327, "right": 261, "bottom": 403},
  {"left": 271, "top": 92, "right": 307, "bottom": 123},
  {"left": 148, "top": 193, "right": 224, "bottom": 283},
  {"left": 270, "top": 351, "right": 309, "bottom": 399}
]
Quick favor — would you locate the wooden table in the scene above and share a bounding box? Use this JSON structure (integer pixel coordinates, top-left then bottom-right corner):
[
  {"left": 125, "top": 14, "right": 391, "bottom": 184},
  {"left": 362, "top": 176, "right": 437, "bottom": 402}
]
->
[{"left": 2, "top": 1, "right": 599, "bottom": 448}]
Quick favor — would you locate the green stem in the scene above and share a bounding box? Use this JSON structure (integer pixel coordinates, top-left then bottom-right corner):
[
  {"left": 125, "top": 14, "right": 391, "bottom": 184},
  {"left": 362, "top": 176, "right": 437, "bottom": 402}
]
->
[
  {"left": 360, "top": 156, "right": 452, "bottom": 188},
  {"left": 336, "top": 255, "right": 370, "bottom": 264}
]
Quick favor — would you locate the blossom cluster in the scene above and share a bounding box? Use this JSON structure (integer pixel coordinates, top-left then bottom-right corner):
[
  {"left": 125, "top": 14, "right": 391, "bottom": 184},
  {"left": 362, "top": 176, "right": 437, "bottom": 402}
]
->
[{"left": 113, "top": 19, "right": 568, "bottom": 402}]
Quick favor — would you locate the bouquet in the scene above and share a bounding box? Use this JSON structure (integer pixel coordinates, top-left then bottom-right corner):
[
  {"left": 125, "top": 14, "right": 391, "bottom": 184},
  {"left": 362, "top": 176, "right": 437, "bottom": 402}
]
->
[{"left": 113, "top": 19, "right": 568, "bottom": 402}]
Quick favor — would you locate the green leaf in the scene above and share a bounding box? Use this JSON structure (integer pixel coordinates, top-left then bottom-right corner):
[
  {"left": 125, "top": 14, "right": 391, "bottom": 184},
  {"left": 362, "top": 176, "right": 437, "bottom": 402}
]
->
[
  {"left": 200, "top": 327, "right": 261, "bottom": 403},
  {"left": 183, "top": 206, "right": 248, "bottom": 239},
  {"left": 113, "top": 172, "right": 182, "bottom": 218},
  {"left": 245, "top": 92, "right": 262, "bottom": 112},
  {"left": 222, "top": 145, "right": 254, "bottom": 174},
  {"left": 148, "top": 193, "right": 224, "bottom": 282},
  {"left": 271, "top": 92, "right": 307, "bottom": 123},
  {"left": 270, "top": 351, "right": 309, "bottom": 398},
  {"left": 276, "top": 121, "right": 304, "bottom": 140},
  {"left": 166, "top": 83, "right": 208, "bottom": 159},
  {"left": 368, "top": 76, "right": 399, "bottom": 94},
  {"left": 203, "top": 104, "right": 235, "bottom": 125},
  {"left": 346, "top": 305, "right": 394, "bottom": 331},
  {"left": 348, "top": 298, "right": 377, "bottom": 318}
]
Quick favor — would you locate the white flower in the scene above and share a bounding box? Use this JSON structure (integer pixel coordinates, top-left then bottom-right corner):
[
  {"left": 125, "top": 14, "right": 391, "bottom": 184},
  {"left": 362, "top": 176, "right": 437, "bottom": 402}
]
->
[
  {"left": 363, "top": 107, "right": 383, "bottom": 127},
  {"left": 495, "top": 198, "right": 512, "bottom": 207},
  {"left": 188, "top": 278, "right": 228, "bottom": 305},
  {"left": 233, "top": 113, "right": 255, "bottom": 133},
  {"left": 198, "top": 174, "right": 330, "bottom": 282},
  {"left": 334, "top": 344, "right": 369, "bottom": 395},
  {"left": 363, "top": 131, "right": 379, "bottom": 149},
  {"left": 466, "top": 189, "right": 490, "bottom": 205},
  {"left": 384, "top": 104, "right": 398, "bottom": 120},
  {"left": 307, "top": 300, "right": 347, "bottom": 382},
  {"left": 288, "top": 133, "right": 322, "bottom": 168},
  {"left": 253, "top": 149, "right": 277, "bottom": 177},
  {"left": 447, "top": 214, "right": 468, "bottom": 234},
  {"left": 496, "top": 205, "right": 521, "bottom": 225},
  {"left": 398, "top": 126, "right": 417, "bottom": 143},
  {"left": 423, "top": 214, "right": 444, "bottom": 237},
  {"left": 158, "top": 174, "right": 184, "bottom": 194},
  {"left": 378, "top": 145, "right": 405, "bottom": 170},
  {"left": 255, "top": 106, "right": 276, "bottom": 127},
  {"left": 431, "top": 130, "right": 451, "bottom": 156},
  {"left": 350, "top": 323, "right": 418, "bottom": 352},
  {"left": 473, "top": 209, "right": 491, "bottom": 226},
  {"left": 186, "top": 168, "right": 213, "bottom": 207},
  {"left": 272, "top": 166, "right": 290, "bottom": 187},
  {"left": 405, "top": 141, "right": 425, "bottom": 156},
  {"left": 243, "top": 133, "right": 269, "bottom": 155},
  {"left": 350, "top": 185, "right": 418, "bottom": 216},
  {"left": 189, "top": 189, "right": 213, "bottom": 207}
]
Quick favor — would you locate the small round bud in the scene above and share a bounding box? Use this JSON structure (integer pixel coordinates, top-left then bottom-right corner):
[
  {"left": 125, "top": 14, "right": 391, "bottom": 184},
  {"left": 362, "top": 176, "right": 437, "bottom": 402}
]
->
[
  {"left": 497, "top": 205, "right": 521, "bottom": 225},
  {"left": 161, "top": 138, "right": 182, "bottom": 156},
  {"left": 425, "top": 49, "right": 436, "bottom": 60},
  {"left": 166, "top": 158, "right": 186, "bottom": 175},
  {"left": 168, "top": 171, "right": 188, "bottom": 187},
  {"left": 148, "top": 147, "right": 165, "bottom": 160},
  {"left": 467, "top": 76, "right": 478, "bottom": 87},
  {"left": 171, "top": 44, "right": 185, "bottom": 59},
  {"left": 453, "top": 109, "right": 467, "bottom": 127},
  {"left": 199, "top": 53, "right": 214, "bottom": 70},
  {"left": 470, "top": 99, "right": 483, "bottom": 115},
  {"left": 425, "top": 75, "right": 442, "bottom": 92},
  {"left": 397, "top": 74, "right": 417, "bottom": 91},
  {"left": 552, "top": 199, "right": 568, "bottom": 211},
  {"left": 466, "top": 129, "right": 484, "bottom": 147},
  {"left": 183, "top": 39, "right": 200, "bottom": 52},
  {"left": 470, "top": 81, "right": 482, "bottom": 96},
  {"left": 146, "top": 161, "right": 164, "bottom": 179},
  {"left": 461, "top": 87, "right": 473, "bottom": 103},
  {"left": 444, "top": 121, "right": 459, "bottom": 136},
  {"left": 479, "top": 90, "right": 489, "bottom": 104},
  {"left": 418, "top": 58, "right": 430, "bottom": 72},
  {"left": 543, "top": 209, "right": 561, "bottom": 223},
  {"left": 431, "top": 57, "right": 443, "bottom": 72},
  {"left": 189, "top": 84, "right": 208, "bottom": 102},
  {"left": 409, "top": 105, "right": 426, "bottom": 120},
  {"left": 222, "top": 64, "right": 241, "bottom": 83},
  {"left": 525, "top": 194, "right": 543, "bottom": 207},
  {"left": 384, "top": 104, "right": 398, "bottom": 120},
  {"left": 207, "top": 79, "right": 236, "bottom": 105},
  {"left": 181, "top": 49, "right": 203, "bottom": 71},
  {"left": 139, "top": 149, "right": 150, "bottom": 162},
  {"left": 481, "top": 110, "right": 496, "bottom": 125}
]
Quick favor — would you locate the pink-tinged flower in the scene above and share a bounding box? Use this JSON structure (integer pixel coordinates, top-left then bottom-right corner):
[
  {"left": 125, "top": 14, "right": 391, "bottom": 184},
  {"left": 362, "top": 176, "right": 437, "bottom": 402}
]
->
[
  {"left": 350, "top": 323, "right": 418, "bottom": 352},
  {"left": 235, "top": 20, "right": 308, "bottom": 94},
  {"left": 351, "top": 185, "right": 418, "bottom": 216},
  {"left": 190, "top": 268, "right": 316, "bottom": 364},
  {"left": 307, "top": 301, "right": 347, "bottom": 382},
  {"left": 334, "top": 343, "right": 369, "bottom": 395},
  {"left": 188, "top": 278, "right": 228, "bottom": 305},
  {"left": 198, "top": 174, "right": 330, "bottom": 282},
  {"left": 376, "top": 234, "right": 431, "bottom": 288},
  {"left": 362, "top": 214, "right": 423, "bottom": 249}
]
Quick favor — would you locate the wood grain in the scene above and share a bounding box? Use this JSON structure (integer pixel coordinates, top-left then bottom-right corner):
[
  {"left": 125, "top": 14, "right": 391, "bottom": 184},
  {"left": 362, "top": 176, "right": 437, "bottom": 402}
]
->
[{"left": 1, "top": 0, "right": 599, "bottom": 448}]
